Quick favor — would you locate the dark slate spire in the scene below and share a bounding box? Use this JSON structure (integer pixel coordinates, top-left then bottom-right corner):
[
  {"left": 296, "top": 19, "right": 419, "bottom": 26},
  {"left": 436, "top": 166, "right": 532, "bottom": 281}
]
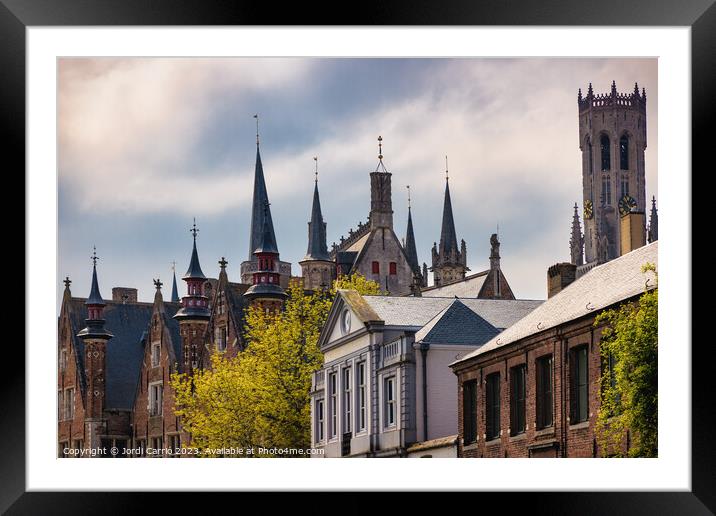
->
[
  {"left": 170, "top": 262, "right": 180, "bottom": 303},
  {"left": 248, "top": 116, "right": 278, "bottom": 260},
  {"left": 86, "top": 247, "right": 105, "bottom": 306},
  {"left": 439, "top": 173, "right": 459, "bottom": 258},
  {"left": 404, "top": 185, "right": 419, "bottom": 274},
  {"left": 254, "top": 202, "right": 279, "bottom": 254},
  {"left": 648, "top": 196, "right": 658, "bottom": 243},
  {"left": 570, "top": 202, "right": 585, "bottom": 266},
  {"left": 304, "top": 160, "right": 329, "bottom": 261},
  {"left": 77, "top": 247, "right": 113, "bottom": 339},
  {"left": 184, "top": 219, "right": 206, "bottom": 280}
]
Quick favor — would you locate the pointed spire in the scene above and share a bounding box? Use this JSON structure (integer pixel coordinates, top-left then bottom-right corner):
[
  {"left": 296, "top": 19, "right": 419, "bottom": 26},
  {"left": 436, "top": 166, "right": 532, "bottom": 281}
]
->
[
  {"left": 570, "top": 202, "right": 584, "bottom": 266},
  {"left": 254, "top": 202, "right": 278, "bottom": 254},
  {"left": 578, "top": 87, "right": 582, "bottom": 102},
  {"left": 305, "top": 159, "right": 329, "bottom": 261},
  {"left": 648, "top": 196, "right": 658, "bottom": 243},
  {"left": 248, "top": 119, "right": 278, "bottom": 260},
  {"left": 587, "top": 82, "right": 593, "bottom": 97},
  {"left": 404, "top": 185, "right": 420, "bottom": 274},
  {"left": 611, "top": 80, "right": 617, "bottom": 96},
  {"left": 86, "top": 246, "right": 105, "bottom": 306},
  {"left": 634, "top": 82, "right": 640, "bottom": 96},
  {"left": 184, "top": 219, "right": 206, "bottom": 279},
  {"left": 438, "top": 169, "right": 459, "bottom": 258},
  {"left": 642, "top": 87, "right": 647, "bottom": 102},
  {"left": 170, "top": 261, "right": 180, "bottom": 303}
]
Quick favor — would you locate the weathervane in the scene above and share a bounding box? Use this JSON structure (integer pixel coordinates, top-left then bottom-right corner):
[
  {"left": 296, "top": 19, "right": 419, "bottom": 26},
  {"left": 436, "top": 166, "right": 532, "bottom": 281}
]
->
[
  {"left": 91, "top": 246, "right": 98, "bottom": 266},
  {"left": 378, "top": 135, "right": 383, "bottom": 160},
  {"left": 253, "top": 114, "right": 259, "bottom": 145},
  {"left": 445, "top": 155, "right": 449, "bottom": 181},
  {"left": 314, "top": 156, "right": 318, "bottom": 183},
  {"left": 190, "top": 218, "right": 199, "bottom": 239},
  {"left": 406, "top": 185, "right": 411, "bottom": 209},
  {"left": 171, "top": 260, "right": 176, "bottom": 273}
]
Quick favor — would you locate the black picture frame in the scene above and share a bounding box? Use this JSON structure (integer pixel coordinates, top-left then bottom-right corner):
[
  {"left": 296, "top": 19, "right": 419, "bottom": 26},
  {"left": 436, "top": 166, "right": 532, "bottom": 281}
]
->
[{"left": 5, "top": 0, "right": 710, "bottom": 512}]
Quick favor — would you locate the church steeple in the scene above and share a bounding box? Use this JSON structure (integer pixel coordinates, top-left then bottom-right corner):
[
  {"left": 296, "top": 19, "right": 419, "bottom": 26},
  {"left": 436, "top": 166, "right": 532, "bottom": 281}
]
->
[
  {"left": 430, "top": 157, "right": 468, "bottom": 287},
  {"left": 570, "top": 202, "right": 585, "bottom": 266},
  {"left": 648, "top": 196, "right": 658, "bottom": 243},
  {"left": 304, "top": 158, "right": 329, "bottom": 261},
  {"left": 404, "top": 185, "right": 419, "bottom": 274},
  {"left": 247, "top": 115, "right": 278, "bottom": 260}
]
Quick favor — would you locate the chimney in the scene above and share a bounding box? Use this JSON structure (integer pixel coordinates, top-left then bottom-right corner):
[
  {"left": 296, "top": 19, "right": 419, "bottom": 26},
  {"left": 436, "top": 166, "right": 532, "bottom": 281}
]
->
[
  {"left": 620, "top": 211, "right": 646, "bottom": 256},
  {"left": 547, "top": 263, "right": 577, "bottom": 298},
  {"left": 112, "top": 287, "right": 138, "bottom": 304}
]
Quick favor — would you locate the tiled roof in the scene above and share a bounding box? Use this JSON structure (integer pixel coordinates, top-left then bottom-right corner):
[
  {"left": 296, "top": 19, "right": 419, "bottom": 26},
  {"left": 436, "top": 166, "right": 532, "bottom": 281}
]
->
[
  {"left": 415, "top": 299, "right": 500, "bottom": 345},
  {"left": 455, "top": 241, "right": 658, "bottom": 365},
  {"left": 421, "top": 271, "right": 488, "bottom": 298},
  {"left": 361, "top": 295, "right": 542, "bottom": 330},
  {"left": 69, "top": 298, "right": 181, "bottom": 411}
]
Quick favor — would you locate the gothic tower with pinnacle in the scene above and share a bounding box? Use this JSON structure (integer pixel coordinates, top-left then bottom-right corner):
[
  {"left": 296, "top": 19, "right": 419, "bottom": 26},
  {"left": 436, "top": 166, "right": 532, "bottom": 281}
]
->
[
  {"left": 173, "top": 220, "right": 211, "bottom": 376},
  {"left": 300, "top": 157, "right": 334, "bottom": 291},
  {"left": 430, "top": 158, "right": 468, "bottom": 287},
  {"left": 578, "top": 81, "right": 647, "bottom": 263}
]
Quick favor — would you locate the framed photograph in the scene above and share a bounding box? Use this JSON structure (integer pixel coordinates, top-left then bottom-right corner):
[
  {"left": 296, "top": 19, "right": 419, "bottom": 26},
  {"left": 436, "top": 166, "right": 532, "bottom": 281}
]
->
[{"left": 7, "top": 0, "right": 711, "bottom": 512}]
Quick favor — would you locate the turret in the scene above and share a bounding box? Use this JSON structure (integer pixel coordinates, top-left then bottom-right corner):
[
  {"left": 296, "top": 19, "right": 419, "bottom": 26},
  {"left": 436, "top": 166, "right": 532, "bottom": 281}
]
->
[
  {"left": 648, "top": 196, "right": 658, "bottom": 243},
  {"left": 300, "top": 157, "right": 334, "bottom": 291},
  {"left": 244, "top": 203, "right": 287, "bottom": 312},
  {"left": 570, "top": 202, "right": 585, "bottom": 266}
]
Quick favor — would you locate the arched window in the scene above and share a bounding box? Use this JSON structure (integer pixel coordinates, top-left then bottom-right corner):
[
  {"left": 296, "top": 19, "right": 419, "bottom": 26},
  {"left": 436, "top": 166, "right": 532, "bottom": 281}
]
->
[
  {"left": 600, "top": 134, "right": 611, "bottom": 171},
  {"left": 587, "top": 139, "right": 594, "bottom": 175},
  {"left": 620, "top": 134, "right": 629, "bottom": 170}
]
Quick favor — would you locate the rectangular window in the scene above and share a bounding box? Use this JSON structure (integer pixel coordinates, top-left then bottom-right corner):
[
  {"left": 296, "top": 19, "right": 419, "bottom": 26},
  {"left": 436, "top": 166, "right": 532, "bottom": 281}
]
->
[
  {"left": 485, "top": 373, "right": 501, "bottom": 440},
  {"left": 66, "top": 387, "right": 75, "bottom": 419},
  {"left": 570, "top": 346, "right": 589, "bottom": 424},
  {"left": 217, "top": 326, "right": 227, "bottom": 352},
  {"left": 510, "top": 365, "right": 526, "bottom": 436},
  {"left": 316, "top": 399, "right": 325, "bottom": 442},
  {"left": 58, "top": 390, "right": 63, "bottom": 420},
  {"left": 343, "top": 367, "right": 352, "bottom": 433},
  {"left": 170, "top": 435, "right": 181, "bottom": 457},
  {"left": 389, "top": 262, "right": 397, "bottom": 275},
  {"left": 151, "top": 436, "right": 163, "bottom": 456},
  {"left": 536, "top": 355, "right": 554, "bottom": 429},
  {"left": 59, "top": 349, "right": 68, "bottom": 372},
  {"left": 329, "top": 373, "right": 337, "bottom": 438},
  {"left": 149, "top": 383, "right": 163, "bottom": 416},
  {"left": 372, "top": 261, "right": 380, "bottom": 274},
  {"left": 384, "top": 376, "right": 396, "bottom": 428},
  {"left": 151, "top": 342, "right": 161, "bottom": 367},
  {"left": 357, "top": 362, "right": 366, "bottom": 432},
  {"left": 463, "top": 380, "right": 478, "bottom": 444}
]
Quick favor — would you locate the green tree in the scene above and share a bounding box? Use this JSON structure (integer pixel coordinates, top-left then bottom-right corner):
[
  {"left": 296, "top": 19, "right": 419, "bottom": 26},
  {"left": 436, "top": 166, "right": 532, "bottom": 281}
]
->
[
  {"left": 172, "top": 273, "right": 381, "bottom": 456},
  {"left": 595, "top": 263, "right": 658, "bottom": 457}
]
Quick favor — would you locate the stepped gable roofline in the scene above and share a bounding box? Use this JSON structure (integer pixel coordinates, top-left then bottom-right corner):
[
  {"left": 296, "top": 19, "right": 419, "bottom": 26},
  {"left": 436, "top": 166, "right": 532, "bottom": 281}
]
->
[
  {"left": 453, "top": 241, "right": 658, "bottom": 367},
  {"left": 329, "top": 217, "right": 372, "bottom": 259}
]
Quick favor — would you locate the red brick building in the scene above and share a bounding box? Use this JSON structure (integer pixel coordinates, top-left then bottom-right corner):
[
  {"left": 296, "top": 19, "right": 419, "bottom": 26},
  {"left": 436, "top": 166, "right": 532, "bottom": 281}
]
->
[{"left": 451, "top": 242, "right": 657, "bottom": 458}]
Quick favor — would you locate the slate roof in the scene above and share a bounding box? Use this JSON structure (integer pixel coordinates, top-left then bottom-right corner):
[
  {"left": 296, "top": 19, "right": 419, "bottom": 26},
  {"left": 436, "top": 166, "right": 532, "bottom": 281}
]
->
[
  {"left": 85, "top": 264, "right": 105, "bottom": 305},
  {"left": 438, "top": 179, "right": 459, "bottom": 257},
  {"left": 404, "top": 206, "right": 420, "bottom": 273},
  {"left": 415, "top": 299, "right": 500, "bottom": 345},
  {"left": 421, "top": 270, "right": 489, "bottom": 298},
  {"left": 304, "top": 181, "right": 330, "bottom": 261},
  {"left": 454, "top": 241, "right": 658, "bottom": 365},
  {"left": 360, "top": 295, "right": 542, "bottom": 330},
  {"left": 68, "top": 297, "right": 181, "bottom": 411},
  {"left": 184, "top": 238, "right": 206, "bottom": 279},
  {"left": 248, "top": 145, "right": 278, "bottom": 259}
]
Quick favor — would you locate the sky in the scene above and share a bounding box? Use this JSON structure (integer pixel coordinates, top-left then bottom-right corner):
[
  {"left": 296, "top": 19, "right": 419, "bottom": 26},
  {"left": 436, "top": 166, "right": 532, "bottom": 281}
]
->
[{"left": 57, "top": 57, "right": 658, "bottom": 307}]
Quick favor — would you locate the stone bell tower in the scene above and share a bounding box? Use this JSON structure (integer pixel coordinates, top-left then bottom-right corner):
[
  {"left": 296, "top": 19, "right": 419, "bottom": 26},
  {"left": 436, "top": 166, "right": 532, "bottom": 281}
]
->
[{"left": 578, "top": 81, "right": 647, "bottom": 263}]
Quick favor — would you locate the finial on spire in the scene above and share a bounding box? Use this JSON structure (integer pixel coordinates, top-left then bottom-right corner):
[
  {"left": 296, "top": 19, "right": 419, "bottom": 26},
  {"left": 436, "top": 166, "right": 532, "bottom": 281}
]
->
[
  {"left": 587, "top": 82, "right": 593, "bottom": 96},
  {"left": 219, "top": 256, "right": 228, "bottom": 270},
  {"left": 171, "top": 260, "right": 176, "bottom": 273},
  {"left": 578, "top": 87, "right": 582, "bottom": 101},
  {"left": 314, "top": 156, "right": 318, "bottom": 184},
  {"left": 154, "top": 277, "right": 163, "bottom": 290},
  {"left": 445, "top": 155, "right": 449, "bottom": 181},
  {"left": 254, "top": 114, "right": 259, "bottom": 146},
  {"left": 64, "top": 276, "right": 72, "bottom": 289},
  {"left": 378, "top": 135, "right": 383, "bottom": 160},
  {"left": 406, "top": 185, "right": 411, "bottom": 209},
  {"left": 611, "top": 80, "right": 617, "bottom": 95},
  {"left": 190, "top": 218, "right": 199, "bottom": 240},
  {"left": 642, "top": 87, "right": 646, "bottom": 100},
  {"left": 634, "top": 82, "right": 639, "bottom": 95},
  {"left": 91, "top": 246, "right": 98, "bottom": 266}
]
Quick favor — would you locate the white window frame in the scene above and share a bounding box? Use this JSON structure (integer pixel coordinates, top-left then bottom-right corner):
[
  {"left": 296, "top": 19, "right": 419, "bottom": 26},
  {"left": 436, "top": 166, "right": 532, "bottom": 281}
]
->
[
  {"left": 356, "top": 362, "right": 366, "bottom": 433},
  {"left": 384, "top": 375, "right": 396, "bottom": 429},
  {"left": 343, "top": 367, "right": 352, "bottom": 434},
  {"left": 328, "top": 372, "right": 337, "bottom": 440},
  {"left": 149, "top": 381, "right": 163, "bottom": 416},
  {"left": 316, "top": 398, "right": 325, "bottom": 443}
]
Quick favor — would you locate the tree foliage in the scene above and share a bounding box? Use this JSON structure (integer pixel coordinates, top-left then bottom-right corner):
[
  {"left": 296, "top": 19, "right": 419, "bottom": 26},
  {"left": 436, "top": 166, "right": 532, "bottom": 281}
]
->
[
  {"left": 171, "top": 273, "right": 381, "bottom": 456},
  {"left": 595, "top": 263, "right": 658, "bottom": 457}
]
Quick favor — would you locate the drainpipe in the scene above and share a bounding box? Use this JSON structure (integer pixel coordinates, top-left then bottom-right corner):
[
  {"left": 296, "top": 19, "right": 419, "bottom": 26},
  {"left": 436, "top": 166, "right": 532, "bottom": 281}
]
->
[{"left": 420, "top": 342, "right": 429, "bottom": 442}]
